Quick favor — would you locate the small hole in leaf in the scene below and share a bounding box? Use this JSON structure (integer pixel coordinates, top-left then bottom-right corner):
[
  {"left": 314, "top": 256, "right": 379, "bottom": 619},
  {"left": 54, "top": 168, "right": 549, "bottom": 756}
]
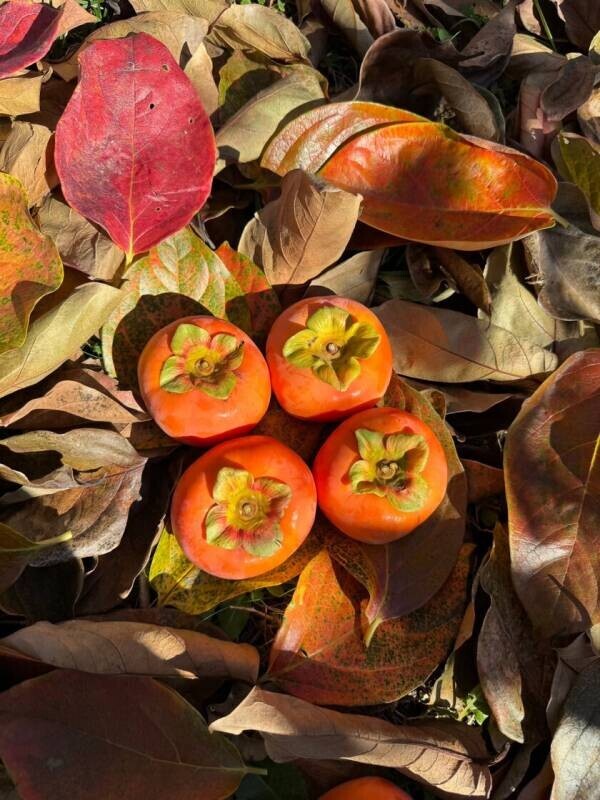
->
[
  {"left": 149, "top": 103, "right": 155, "bottom": 110},
  {"left": 162, "top": 64, "right": 169, "bottom": 71},
  {"left": 155, "top": 206, "right": 161, "bottom": 212},
  {"left": 189, "top": 117, "right": 193, "bottom": 124}
]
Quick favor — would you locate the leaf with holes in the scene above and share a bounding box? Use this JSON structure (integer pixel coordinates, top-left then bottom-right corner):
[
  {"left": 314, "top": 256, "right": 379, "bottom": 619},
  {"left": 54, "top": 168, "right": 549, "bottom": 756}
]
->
[
  {"left": 54, "top": 34, "right": 216, "bottom": 260},
  {"left": 0, "top": 173, "right": 63, "bottom": 355}
]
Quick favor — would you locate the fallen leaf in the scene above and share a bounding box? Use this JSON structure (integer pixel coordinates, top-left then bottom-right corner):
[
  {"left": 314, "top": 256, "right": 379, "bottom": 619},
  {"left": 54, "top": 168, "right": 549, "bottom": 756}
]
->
[
  {"left": 55, "top": 34, "right": 216, "bottom": 259},
  {"left": 1, "top": 619, "right": 258, "bottom": 682},
  {"left": 523, "top": 224, "right": 600, "bottom": 325},
  {"left": 556, "top": 132, "right": 600, "bottom": 230},
  {"left": 0, "top": 1, "right": 63, "bottom": 79},
  {"left": 215, "top": 242, "right": 281, "bottom": 339},
  {"left": 130, "top": 0, "right": 228, "bottom": 24},
  {"left": 0, "top": 121, "right": 54, "bottom": 205},
  {"left": 216, "top": 70, "right": 325, "bottom": 170},
  {"left": 217, "top": 50, "right": 280, "bottom": 124},
  {"left": 318, "top": 122, "right": 557, "bottom": 249},
  {"left": 434, "top": 247, "right": 492, "bottom": 313},
  {"left": 304, "top": 249, "right": 384, "bottom": 304},
  {"left": 238, "top": 169, "right": 361, "bottom": 290},
  {"left": 0, "top": 558, "right": 84, "bottom": 622},
  {"left": 458, "top": 2, "right": 516, "bottom": 84},
  {"left": 212, "top": 3, "right": 310, "bottom": 63},
  {"left": 0, "top": 282, "right": 122, "bottom": 400},
  {"left": 477, "top": 524, "right": 553, "bottom": 744},
  {"left": 0, "top": 670, "right": 249, "bottom": 800},
  {"left": 268, "top": 546, "right": 472, "bottom": 706},
  {"left": 352, "top": 0, "right": 396, "bottom": 37},
  {"left": 35, "top": 195, "right": 123, "bottom": 280},
  {"left": 149, "top": 525, "right": 321, "bottom": 615},
  {"left": 0, "top": 173, "right": 63, "bottom": 355},
  {"left": 0, "top": 70, "right": 44, "bottom": 116},
  {"left": 506, "top": 349, "right": 600, "bottom": 639},
  {"left": 463, "top": 460, "right": 505, "bottom": 503},
  {"left": 374, "top": 299, "right": 557, "bottom": 382},
  {"left": 321, "top": 375, "right": 466, "bottom": 639},
  {"left": 553, "top": 0, "right": 600, "bottom": 49},
  {"left": 211, "top": 687, "right": 492, "bottom": 797},
  {"left": 316, "top": 0, "right": 374, "bottom": 56},
  {"left": 184, "top": 43, "right": 219, "bottom": 115},
  {"left": 101, "top": 226, "right": 248, "bottom": 388},
  {"left": 551, "top": 659, "right": 600, "bottom": 798}
]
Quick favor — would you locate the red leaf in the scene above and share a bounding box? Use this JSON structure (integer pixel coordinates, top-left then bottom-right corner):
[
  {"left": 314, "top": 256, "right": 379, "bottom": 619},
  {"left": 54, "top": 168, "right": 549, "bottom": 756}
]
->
[
  {"left": 55, "top": 34, "right": 216, "bottom": 259},
  {"left": 0, "top": 1, "right": 63, "bottom": 79}
]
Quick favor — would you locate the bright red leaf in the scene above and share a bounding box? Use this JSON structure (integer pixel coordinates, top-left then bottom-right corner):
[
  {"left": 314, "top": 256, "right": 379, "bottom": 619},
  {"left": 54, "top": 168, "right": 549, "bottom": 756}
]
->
[
  {"left": 55, "top": 33, "right": 216, "bottom": 259},
  {"left": 0, "top": 1, "right": 63, "bottom": 79}
]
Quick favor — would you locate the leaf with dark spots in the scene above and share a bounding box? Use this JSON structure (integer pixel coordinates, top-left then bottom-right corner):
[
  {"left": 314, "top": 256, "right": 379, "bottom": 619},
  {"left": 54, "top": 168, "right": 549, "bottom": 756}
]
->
[
  {"left": 55, "top": 34, "right": 216, "bottom": 259},
  {"left": 0, "top": 670, "right": 249, "bottom": 800},
  {"left": 268, "top": 545, "right": 473, "bottom": 706},
  {"left": 0, "top": 2, "right": 63, "bottom": 79}
]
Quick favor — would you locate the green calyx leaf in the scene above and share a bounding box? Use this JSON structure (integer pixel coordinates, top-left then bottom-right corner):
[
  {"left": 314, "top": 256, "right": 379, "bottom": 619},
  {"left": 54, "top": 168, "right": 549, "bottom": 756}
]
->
[
  {"left": 204, "top": 467, "right": 292, "bottom": 558},
  {"left": 159, "top": 323, "right": 244, "bottom": 398},
  {"left": 282, "top": 306, "right": 380, "bottom": 391},
  {"left": 348, "top": 427, "right": 431, "bottom": 512}
]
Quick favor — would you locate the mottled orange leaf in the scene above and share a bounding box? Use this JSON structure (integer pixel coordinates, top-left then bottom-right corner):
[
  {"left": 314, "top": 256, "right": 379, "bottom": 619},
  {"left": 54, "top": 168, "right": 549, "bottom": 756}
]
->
[
  {"left": 268, "top": 545, "right": 472, "bottom": 706},
  {"left": 0, "top": 173, "right": 63, "bottom": 355}
]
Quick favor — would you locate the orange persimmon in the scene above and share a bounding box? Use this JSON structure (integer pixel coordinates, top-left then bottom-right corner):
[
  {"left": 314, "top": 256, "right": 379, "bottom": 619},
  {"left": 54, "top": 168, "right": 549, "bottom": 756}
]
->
[
  {"left": 319, "top": 777, "right": 413, "bottom": 800},
  {"left": 171, "top": 435, "right": 317, "bottom": 579},
  {"left": 138, "top": 316, "right": 270, "bottom": 446},
  {"left": 266, "top": 296, "right": 392, "bottom": 422},
  {"left": 313, "top": 407, "right": 447, "bottom": 544}
]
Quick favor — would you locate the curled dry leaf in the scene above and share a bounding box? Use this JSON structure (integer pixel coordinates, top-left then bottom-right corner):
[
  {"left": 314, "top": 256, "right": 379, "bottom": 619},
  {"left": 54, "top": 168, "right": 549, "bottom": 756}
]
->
[
  {"left": 267, "top": 546, "right": 472, "bottom": 706},
  {"left": 211, "top": 687, "right": 492, "bottom": 798},
  {"left": 316, "top": 0, "right": 374, "bottom": 56},
  {"left": 0, "top": 2, "right": 63, "bottom": 79},
  {"left": 304, "top": 249, "right": 384, "bottom": 305},
  {"left": 463, "top": 460, "right": 505, "bottom": 504},
  {"left": 1, "top": 619, "right": 258, "bottom": 682},
  {"left": 506, "top": 350, "right": 600, "bottom": 639},
  {"left": 374, "top": 299, "right": 557, "bottom": 383},
  {"left": 149, "top": 525, "right": 321, "bottom": 615},
  {"left": 0, "top": 173, "right": 63, "bottom": 355},
  {"left": 0, "top": 523, "right": 73, "bottom": 595},
  {"left": 0, "top": 670, "right": 249, "bottom": 800},
  {"left": 0, "top": 71, "right": 45, "bottom": 117},
  {"left": 551, "top": 659, "right": 600, "bottom": 799},
  {"left": 55, "top": 34, "right": 216, "bottom": 259},
  {"left": 477, "top": 524, "right": 553, "bottom": 744},
  {"left": 553, "top": 0, "right": 600, "bottom": 49},
  {"left": 0, "top": 121, "right": 55, "bottom": 206},
  {"left": 238, "top": 169, "right": 361, "bottom": 291}
]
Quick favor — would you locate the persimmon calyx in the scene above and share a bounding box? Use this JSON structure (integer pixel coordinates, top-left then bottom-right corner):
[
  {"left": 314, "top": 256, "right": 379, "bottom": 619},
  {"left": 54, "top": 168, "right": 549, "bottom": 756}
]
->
[
  {"left": 348, "top": 427, "right": 431, "bottom": 512},
  {"left": 282, "top": 306, "right": 380, "bottom": 391},
  {"left": 159, "top": 323, "right": 244, "bottom": 398},
  {"left": 205, "top": 467, "right": 292, "bottom": 557}
]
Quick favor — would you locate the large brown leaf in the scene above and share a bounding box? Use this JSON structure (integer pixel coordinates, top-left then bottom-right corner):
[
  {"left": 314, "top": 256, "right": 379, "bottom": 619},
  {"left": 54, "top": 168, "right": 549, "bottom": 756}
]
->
[
  {"left": 1, "top": 619, "right": 258, "bottom": 682},
  {"left": 54, "top": 34, "right": 216, "bottom": 259},
  {"left": 0, "top": 173, "right": 62, "bottom": 355},
  {"left": 374, "top": 299, "right": 557, "bottom": 383},
  {"left": 268, "top": 546, "right": 472, "bottom": 706},
  {"left": 321, "top": 375, "right": 466, "bottom": 639},
  {"left": 0, "top": 670, "right": 249, "bottom": 800},
  {"left": 211, "top": 687, "right": 492, "bottom": 798},
  {"left": 238, "top": 169, "right": 361, "bottom": 290},
  {"left": 0, "top": 121, "right": 55, "bottom": 206},
  {"left": 506, "top": 350, "right": 600, "bottom": 639}
]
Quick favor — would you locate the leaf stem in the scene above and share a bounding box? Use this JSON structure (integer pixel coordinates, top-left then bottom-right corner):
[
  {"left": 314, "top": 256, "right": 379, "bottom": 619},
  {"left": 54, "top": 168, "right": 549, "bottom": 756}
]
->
[
  {"left": 533, "top": 0, "right": 556, "bottom": 51},
  {"left": 244, "top": 767, "right": 269, "bottom": 777}
]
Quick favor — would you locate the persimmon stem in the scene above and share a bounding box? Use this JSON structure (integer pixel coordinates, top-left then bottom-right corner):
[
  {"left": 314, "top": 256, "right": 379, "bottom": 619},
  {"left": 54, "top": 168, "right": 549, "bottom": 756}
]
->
[
  {"left": 244, "top": 767, "right": 269, "bottom": 777},
  {"left": 364, "top": 617, "right": 382, "bottom": 648}
]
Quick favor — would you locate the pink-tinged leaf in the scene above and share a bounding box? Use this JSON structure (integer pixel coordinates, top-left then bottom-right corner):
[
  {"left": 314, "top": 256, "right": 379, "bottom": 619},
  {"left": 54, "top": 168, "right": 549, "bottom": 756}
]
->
[
  {"left": 54, "top": 34, "right": 216, "bottom": 259},
  {"left": 215, "top": 242, "right": 281, "bottom": 340},
  {"left": 0, "top": 670, "right": 248, "bottom": 800},
  {"left": 0, "top": 1, "right": 63, "bottom": 79},
  {"left": 506, "top": 349, "right": 600, "bottom": 640},
  {"left": 0, "top": 173, "right": 63, "bottom": 355}
]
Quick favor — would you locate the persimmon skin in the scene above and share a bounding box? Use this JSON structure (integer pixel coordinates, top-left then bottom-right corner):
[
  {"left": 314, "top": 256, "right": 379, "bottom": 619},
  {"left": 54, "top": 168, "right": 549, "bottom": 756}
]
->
[
  {"left": 266, "top": 296, "right": 393, "bottom": 422},
  {"left": 138, "top": 316, "right": 270, "bottom": 446},
  {"left": 319, "top": 777, "right": 413, "bottom": 800},
  {"left": 313, "top": 407, "right": 448, "bottom": 544},
  {"left": 171, "top": 435, "right": 317, "bottom": 579}
]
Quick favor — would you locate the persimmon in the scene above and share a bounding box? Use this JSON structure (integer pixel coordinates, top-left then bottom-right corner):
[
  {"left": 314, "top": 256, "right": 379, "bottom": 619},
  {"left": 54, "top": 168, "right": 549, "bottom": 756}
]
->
[
  {"left": 313, "top": 407, "right": 447, "bottom": 544},
  {"left": 266, "top": 296, "right": 393, "bottom": 422},
  {"left": 319, "top": 777, "right": 413, "bottom": 800},
  {"left": 138, "top": 316, "right": 270, "bottom": 446},
  {"left": 171, "top": 435, "right": 317, "bottom": 579}
]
